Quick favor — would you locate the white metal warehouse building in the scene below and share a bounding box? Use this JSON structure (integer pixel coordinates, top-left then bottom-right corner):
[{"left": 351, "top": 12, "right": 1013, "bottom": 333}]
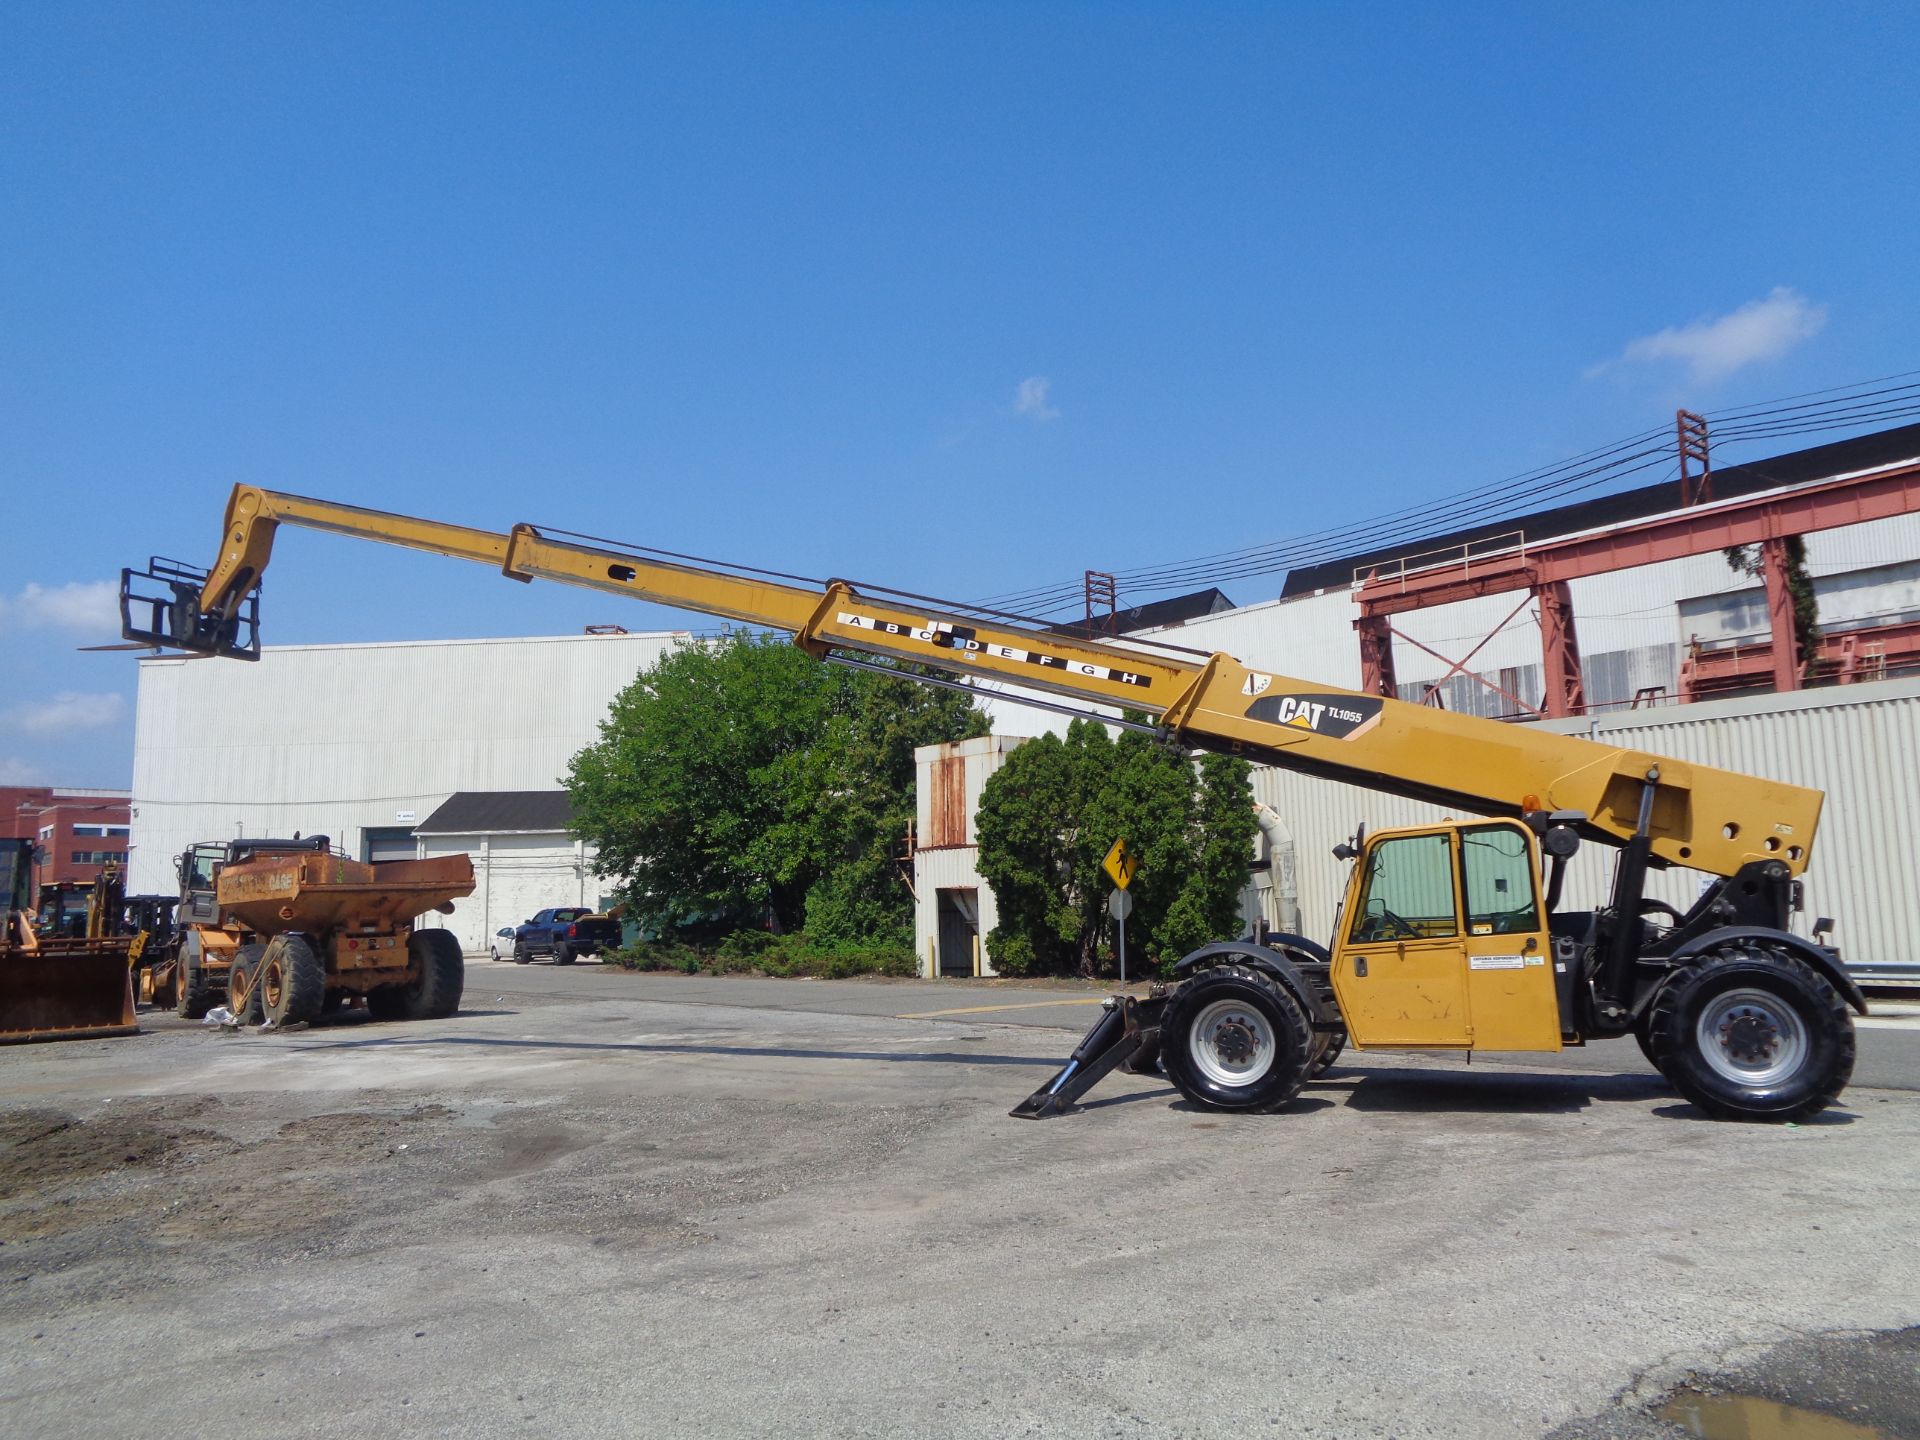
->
[{"left": 128, "top": 630, "right": 688, "bottom": 954}]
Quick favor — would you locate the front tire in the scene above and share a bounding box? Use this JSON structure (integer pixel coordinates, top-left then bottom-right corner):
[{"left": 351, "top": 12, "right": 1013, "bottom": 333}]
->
[
  {"left": 227, "top": 943, "right": 267, "bottom": 1025},
  {"left": 259, "top": 934, "right": 326, "bottom": 1026},
  {"left": 1160, "top": 966, "right": 1313, "bottom": 1113},
  {"left": 175, "top": 932, "right": 214, "bottom": 1019},
  {"left": 1648, "top": 942, "right": 1854, "bottom": 1122}
]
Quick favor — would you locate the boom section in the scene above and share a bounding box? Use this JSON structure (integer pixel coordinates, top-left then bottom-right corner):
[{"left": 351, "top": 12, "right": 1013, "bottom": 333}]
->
[{"left": 127, "top": 484, "right": 1824, "bottom": 880}]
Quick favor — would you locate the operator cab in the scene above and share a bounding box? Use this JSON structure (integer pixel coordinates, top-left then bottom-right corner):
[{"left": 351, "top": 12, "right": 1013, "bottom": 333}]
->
[{"left": 1330, "top": 819, "right": 1562, "bottom": 1053}]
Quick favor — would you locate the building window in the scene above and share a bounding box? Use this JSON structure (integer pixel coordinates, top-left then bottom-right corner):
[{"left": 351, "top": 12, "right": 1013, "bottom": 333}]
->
[
  {"left": 69, "top": 850, "right": 128, "bottom": 866},
  {"left": 73, "top": 825, "right": 130, "bottom": 838}
]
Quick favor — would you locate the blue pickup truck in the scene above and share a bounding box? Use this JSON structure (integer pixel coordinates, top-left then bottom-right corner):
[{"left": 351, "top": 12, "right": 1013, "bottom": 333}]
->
[{"left": 508, "top": 907, "right": 622, "bottom": 965}]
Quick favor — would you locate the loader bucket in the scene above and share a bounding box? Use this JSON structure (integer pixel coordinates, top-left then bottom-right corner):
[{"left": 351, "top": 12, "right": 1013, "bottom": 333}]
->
[
  {"left": 1010, "top": 993, "right": 1163, "bottom": 1119},
  {"left": 0, "top": 937, "right": 138, "bottom": 1044}
]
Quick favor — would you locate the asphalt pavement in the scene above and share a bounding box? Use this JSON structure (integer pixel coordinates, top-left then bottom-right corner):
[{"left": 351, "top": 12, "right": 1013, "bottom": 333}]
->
[{"left": 0, "top": 961, "right": 1914, "bottom": 1440}]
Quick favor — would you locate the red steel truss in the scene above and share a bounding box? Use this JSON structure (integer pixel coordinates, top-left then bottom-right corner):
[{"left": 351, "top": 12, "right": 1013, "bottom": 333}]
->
[{"left": 1354, "top": 455, "right": 1920, "bottom": 717}]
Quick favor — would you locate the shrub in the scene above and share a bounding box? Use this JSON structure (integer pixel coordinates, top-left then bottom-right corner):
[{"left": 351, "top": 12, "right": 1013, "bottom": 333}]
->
[{"left": 602, "top": 931, "right": 915, "bottom": 980}]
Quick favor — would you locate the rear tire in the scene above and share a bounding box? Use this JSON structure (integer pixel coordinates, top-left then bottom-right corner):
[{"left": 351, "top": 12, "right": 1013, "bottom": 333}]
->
[
  {"left": 1633, "top": 1006, "right": 1671, "bottom": 1083},
  {"left": 373, "top": 929, "right": 465, "bottom": 1021},
  {"left": 227, "top": 943, "right": 266, "bottom": 1025},
  {"left": 552, "top": 942, "right": 574, "bottom": 966},
  {"left": 1309, "top": 1026, "right": 1347, "bottom": 1079},
  {"left": 1648, "top": 942, "right": 1854, "bottom": 1122},
  {"left": 259, "top": 934, "right": 326, "bottom": 1026},
  {"left": 175, "top": 932, "right": 214, "bottom": 1019},
  {"left": 1161, "top": 965, "right": 1313, "bottom": 1113}
]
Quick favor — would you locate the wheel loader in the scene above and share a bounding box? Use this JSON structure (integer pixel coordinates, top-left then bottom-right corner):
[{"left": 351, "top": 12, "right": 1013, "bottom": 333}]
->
[
  {"left": 119, "top": 485, "right": 1867, "bottom": 1118},
  {"left": 1, "top": 842, "right": 139, "bottom": 1044}
]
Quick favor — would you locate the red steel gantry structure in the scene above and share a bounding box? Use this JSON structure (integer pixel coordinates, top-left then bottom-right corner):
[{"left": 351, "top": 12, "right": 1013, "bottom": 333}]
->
[{"left": 1353, "top": 450, "right": 1920, "bottom": 718}]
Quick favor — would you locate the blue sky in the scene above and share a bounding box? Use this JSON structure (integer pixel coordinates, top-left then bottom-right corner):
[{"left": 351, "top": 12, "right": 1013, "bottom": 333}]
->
[{"left": 4, "top": 3, "right": 1917, "bottom": 788}]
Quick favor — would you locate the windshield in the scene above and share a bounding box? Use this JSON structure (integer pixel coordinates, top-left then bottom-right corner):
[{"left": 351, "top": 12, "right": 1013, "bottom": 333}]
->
[{"left": 184, "top": 847, "right": 221, "bottom": 891}]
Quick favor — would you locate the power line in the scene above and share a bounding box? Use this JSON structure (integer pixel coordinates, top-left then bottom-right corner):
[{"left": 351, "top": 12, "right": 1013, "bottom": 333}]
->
[{"left": 985, "top": 371, "right": 1920, "bottom": 618}]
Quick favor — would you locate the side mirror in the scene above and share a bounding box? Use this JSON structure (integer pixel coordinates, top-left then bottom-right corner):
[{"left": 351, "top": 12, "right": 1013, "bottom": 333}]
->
[{"left": 1332, "top": 842, "right": 1359, "bottom": 861}]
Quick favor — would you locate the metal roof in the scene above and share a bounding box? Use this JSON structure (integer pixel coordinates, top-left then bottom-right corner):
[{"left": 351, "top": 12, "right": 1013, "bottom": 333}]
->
[{"left": 415, "top": 790, "right": 575, "bottom": 835}]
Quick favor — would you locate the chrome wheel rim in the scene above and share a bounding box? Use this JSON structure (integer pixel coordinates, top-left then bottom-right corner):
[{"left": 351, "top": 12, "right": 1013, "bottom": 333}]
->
[
  {"left": 1189, "top": 998, "right": 1277, "bottom": 1088},
  {"left": 1696, "top": 987, "right": 1807, "bottom": 1086}
]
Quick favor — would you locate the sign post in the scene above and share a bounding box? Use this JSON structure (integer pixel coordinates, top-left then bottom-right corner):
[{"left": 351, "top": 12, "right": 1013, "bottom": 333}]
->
[
  {"left": 1106, "top": 887, "right": 1133, "bottom": 985},
  {"left": 1102, "top": 838, "right": 1136, "bottom": 985}
]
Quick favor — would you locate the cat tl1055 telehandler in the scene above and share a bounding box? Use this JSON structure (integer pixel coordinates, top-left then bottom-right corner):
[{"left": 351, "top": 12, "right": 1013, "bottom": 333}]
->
[{"left": 122, "top": 485, "right": 1866, "bottom": 1120}]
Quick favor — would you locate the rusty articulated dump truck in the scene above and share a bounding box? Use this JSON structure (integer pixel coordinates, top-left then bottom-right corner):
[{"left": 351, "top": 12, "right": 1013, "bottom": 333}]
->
[{"left": 151, "top": 835, "right": 474, "bottom": 1028}]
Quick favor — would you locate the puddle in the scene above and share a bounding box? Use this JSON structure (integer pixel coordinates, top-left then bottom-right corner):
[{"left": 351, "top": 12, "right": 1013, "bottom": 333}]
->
[{"left": 1657, "top": 1391, "right": 1887, "bottom": 1439}]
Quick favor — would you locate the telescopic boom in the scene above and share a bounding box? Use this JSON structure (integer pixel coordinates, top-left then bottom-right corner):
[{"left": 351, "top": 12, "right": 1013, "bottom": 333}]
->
[{"left": 122, "top": 483, "right": 1823, "bottom": 880}]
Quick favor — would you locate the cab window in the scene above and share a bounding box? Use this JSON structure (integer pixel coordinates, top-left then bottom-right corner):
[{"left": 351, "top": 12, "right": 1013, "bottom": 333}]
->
[
  {"left": 184, "top": 847, "right": 221, "bottom": 890},
  {"left": 1348, "top": 833, "right": 1458, "bottom": 943},
  {"left": 1459, "top": 824, "right": 1541, "bottom": 936}
]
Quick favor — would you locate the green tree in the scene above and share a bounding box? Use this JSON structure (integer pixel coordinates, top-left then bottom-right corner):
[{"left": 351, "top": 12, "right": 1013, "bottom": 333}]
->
[
  {"left": 975, "top": 721, "right": 1257, "bottom": 977},
  {"left": 566, "top": 631, "right": 984, "bottom": 942}
]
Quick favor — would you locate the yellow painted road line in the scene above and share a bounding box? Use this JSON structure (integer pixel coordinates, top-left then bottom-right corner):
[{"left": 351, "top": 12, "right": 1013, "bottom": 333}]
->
[{"left": 894, "top": 998, "right": 1114, "bottom": 1019}]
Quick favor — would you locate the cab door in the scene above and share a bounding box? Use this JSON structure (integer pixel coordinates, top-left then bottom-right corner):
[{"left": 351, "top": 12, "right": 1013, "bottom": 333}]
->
[
  {"left": 1331, "top": 829, "right": 1472, "bottom": 1048},
  {"left": 1455, "top": 821, "right": 1560, "bottom": 1052}
]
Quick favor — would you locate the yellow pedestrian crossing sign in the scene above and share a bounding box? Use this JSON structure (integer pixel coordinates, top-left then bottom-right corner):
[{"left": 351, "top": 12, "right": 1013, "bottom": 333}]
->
[{"left": 1102, "top": 837, "right": 1137, "bottom": 890}]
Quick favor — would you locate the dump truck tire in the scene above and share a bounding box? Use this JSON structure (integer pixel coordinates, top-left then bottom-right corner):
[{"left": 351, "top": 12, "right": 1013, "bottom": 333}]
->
[
  {"left": 1648, "top": 941, "right": 1854, "bottom": 1122},
  {"left": 259, "top": 934, "right": 325, "bottom": 1026},
  {"left": 1160, "top": 965, "right": 1313, "bottom": 1113},
  {"left": 228, "top": 943, "right": 266, "bottom": 1025},
  {"left": 375, "top": 929, "right": 465, "bottom": 1022},
  {"left": 175, "top": 933, "right": 214, "bottom": 1020}
]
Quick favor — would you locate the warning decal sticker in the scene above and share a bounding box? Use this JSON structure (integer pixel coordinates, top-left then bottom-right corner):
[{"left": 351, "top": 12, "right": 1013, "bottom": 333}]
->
[{"left": 834, "top": 612, "right": 1155, "bottom": 689}]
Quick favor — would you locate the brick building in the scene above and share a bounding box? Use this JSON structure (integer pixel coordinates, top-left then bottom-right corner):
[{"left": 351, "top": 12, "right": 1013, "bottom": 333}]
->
[{"left": 1, "top": 786, "right": 134, "bottom": 904}]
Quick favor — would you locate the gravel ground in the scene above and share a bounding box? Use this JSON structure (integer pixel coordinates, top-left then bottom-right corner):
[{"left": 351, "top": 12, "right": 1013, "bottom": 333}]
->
[{"left": 2, "top": 979, "right": 1916, "bottom": 1439}]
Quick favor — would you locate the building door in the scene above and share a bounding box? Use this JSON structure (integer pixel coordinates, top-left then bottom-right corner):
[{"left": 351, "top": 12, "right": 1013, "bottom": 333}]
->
[
  {"left": 1331, "top": 830, "right": 1472, "bottom": 1048},
  {"left": 363, "top": 827, "right": 417, "bottom": 863},
  {"left": 937, "top": 889, "right": 979, "bottom": 977}
]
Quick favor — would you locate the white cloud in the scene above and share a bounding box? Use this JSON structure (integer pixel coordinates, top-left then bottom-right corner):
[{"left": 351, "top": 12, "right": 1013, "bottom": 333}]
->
[
  {"left": 1592, "top": 287, "right": 1827, "bottom": 383},
  {"left": 0, "top": 579, "right": 121, "bottom": 637},
  {"left": 1014, "top": 375, "right": 1060, "bottom": 422},
  {"left": 3, "top": 691, "right": 128, "bottom": 735},
  {"left": 0, "top": 756, "right": 44, "bottom": 785}
]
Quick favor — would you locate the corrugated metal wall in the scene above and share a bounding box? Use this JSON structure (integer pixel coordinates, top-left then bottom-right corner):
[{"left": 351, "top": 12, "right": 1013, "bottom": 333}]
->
[
  {"left": 1256, "top": 676, "right": 1920, "bottom": 971},
  {"left": 415, "top": 832, "right": 602, "bottom": 955}
]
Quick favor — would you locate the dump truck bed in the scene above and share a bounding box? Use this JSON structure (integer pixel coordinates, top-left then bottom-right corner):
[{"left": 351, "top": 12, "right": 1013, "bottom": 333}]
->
[{"left": 216, "top": 853, "right": 475, "bottom": 936}]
